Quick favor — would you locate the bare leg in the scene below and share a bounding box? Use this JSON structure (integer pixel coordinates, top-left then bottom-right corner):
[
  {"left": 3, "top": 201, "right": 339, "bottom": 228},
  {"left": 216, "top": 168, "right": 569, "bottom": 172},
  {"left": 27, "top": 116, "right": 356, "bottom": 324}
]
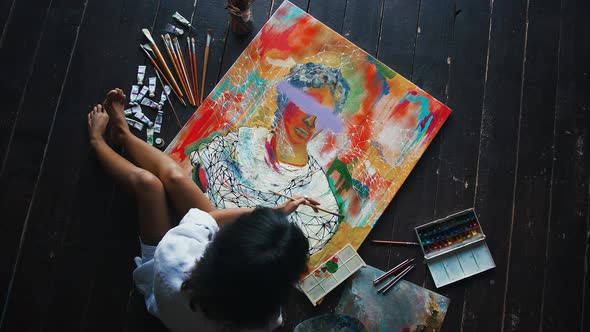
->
[
  {"left": 88, "top": 104, "right": 171, "bottom": 245},
  {"left": 103, "top": 88, "right": 215, "bottom": 216}
]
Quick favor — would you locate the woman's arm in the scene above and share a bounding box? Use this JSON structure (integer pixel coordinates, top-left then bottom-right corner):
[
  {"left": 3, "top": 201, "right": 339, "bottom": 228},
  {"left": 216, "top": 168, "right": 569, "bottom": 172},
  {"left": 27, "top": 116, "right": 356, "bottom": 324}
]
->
[
  {"left": 208, "top": 197, "right": 319, "bottom": 227},
  {"left": 208, "top": 208, "right": 255, "bottom": 227}
]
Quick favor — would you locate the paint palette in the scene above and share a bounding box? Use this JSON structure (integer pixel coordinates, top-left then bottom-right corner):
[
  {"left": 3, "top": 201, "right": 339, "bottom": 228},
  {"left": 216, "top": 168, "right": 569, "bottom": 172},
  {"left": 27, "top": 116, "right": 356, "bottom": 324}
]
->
[
  {"left": 299, "top": 244, "right": 366, "bottom": 305},
  {"left": 415, "top": 209, "right": 495, "bottom": 288}
]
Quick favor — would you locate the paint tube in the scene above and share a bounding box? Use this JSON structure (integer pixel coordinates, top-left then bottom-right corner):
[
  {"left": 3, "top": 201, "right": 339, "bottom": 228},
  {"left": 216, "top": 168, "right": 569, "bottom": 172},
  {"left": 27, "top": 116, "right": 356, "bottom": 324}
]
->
[
  {"left": 159, "top": 85, "right": 171, "bottom": 105},
  {"left": 141, "top": 97, "right": 160, "bottom": 109},
  {"left": 164, "top": 23, "right": 184, "bottom": 36},
  {"left": 134, "top": 110, "right": 154, "bottom": 128},
  {"left": 148, "top": 77, "right": 156, "bottom": 97},
  {"left": 129, "top": 85, "right": 140, "bottom": 104},
  {"left": 123, "top": 105, "right": 142, "bottom": 116},
  {"left": 154, "top": 110, "right": 163, "bottom": 134},
  {"left": 137, "top": 65, "right": 146, "bottom": 85},
  {"left": 154, "top": 137, "right": 165, "bottom": 149},
  {"left": 136, "top": 86, "right": 149, "bottom": 103},
  {"left": 172, "top": 12, "right": 190, "bottom": 27},
  {"left": 126, "top": 118, "right": 144, "bottom": 131},
  {"left": 146, "top": 127, "right": 154, "bottom": 145}
]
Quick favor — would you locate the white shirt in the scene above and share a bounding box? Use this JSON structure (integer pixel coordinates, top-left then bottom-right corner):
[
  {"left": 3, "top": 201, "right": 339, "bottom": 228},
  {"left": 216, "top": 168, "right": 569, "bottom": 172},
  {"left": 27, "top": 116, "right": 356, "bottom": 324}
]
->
[{"left": 133, "top": 208, "right": 282, "bottom": 332}]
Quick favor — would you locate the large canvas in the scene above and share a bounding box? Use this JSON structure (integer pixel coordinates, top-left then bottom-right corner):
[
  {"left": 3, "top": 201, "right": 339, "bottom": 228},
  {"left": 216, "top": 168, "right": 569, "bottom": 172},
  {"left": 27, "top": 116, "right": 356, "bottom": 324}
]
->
[{"left": 166, "top": 1, "right": 451, "bottom": 273}]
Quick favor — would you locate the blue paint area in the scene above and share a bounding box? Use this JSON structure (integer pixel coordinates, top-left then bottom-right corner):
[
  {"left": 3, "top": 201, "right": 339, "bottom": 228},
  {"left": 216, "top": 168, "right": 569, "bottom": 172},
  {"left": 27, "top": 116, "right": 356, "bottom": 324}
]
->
[{"left": 396, "top": 92, "right": 433, "bottom": 166}]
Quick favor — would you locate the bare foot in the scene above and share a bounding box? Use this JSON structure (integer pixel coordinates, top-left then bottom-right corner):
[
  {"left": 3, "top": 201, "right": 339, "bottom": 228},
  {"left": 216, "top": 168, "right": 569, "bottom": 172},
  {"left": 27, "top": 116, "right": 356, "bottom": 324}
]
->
[
  {"left": 88, "top": 104, "right": 109, "bottom": 146},
  {"left": 103, "top": 88, "right": 129, "bottom": 145}
]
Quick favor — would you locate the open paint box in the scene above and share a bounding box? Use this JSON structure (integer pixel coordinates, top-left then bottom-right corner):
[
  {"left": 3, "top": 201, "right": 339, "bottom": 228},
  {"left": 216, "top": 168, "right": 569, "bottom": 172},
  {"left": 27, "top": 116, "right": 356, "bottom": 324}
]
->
[
  {"left": 299, "top": 244, "right": 366, "bottom": 305},
  {"left": 415, "top": 209, "right": 495, "bottom": 288}
]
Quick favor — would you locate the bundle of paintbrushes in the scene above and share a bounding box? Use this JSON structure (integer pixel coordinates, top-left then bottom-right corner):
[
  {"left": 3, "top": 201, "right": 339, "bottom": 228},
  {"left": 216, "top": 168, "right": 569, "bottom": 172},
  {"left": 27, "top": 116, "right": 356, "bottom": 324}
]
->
[
  {"left": 372, "top": 258, "right": 416, "bottom": 294},
  {"left": 138, "top": 11, "right": 214, "bottom": 108}
]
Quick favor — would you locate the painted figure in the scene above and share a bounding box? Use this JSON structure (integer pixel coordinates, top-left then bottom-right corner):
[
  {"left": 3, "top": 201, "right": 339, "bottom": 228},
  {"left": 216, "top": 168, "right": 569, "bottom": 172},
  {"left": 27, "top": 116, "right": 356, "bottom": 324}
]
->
[{"left": 190, "top": 63, "right": 350, "bottom": 254}]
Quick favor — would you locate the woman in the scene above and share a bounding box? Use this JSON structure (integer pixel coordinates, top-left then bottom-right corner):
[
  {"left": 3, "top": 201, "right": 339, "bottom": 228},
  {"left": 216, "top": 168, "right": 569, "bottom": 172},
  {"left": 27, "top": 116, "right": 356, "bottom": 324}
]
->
[{"left": 88, "top": 89, "right": 315, "bottom": 331}]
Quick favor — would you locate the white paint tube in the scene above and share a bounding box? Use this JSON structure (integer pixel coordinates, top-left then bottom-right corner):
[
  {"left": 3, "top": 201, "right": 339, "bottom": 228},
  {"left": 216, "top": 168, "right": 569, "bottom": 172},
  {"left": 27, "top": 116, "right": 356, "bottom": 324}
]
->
[
  {"left": 154, "top": 110, "right": 163, "bottom": 134},
  {"left": 159, "top": 85, "right": 171, "bottom": 105},
  {"left": 146, "top": 127, "right": 154, "bottom": 146},
  {"left": 141, "top": 97, "right": 160, "bottom": 109},
  {"left": 172, "top": 12, "right": 191, "bottom": 27},
  {"left": 136, "top": 86, "right": 149, "bottom": 103},
  {"left": 123, "top": 104, "right": 142, "bottom": 116},
  {"left": 134, "top": 110, "right": 154, "bottom": 128},
  {"left": 137, "top": 65, "right": 146, "bottom": 85},
  {"left": 148, "top": 77, "right": 156, "bottom": 97},
  {"left": 126, "top": 118, "right": 144, "bottom": 131},
  {"left": 129, "top": 85, "right": 140, "bottom": 104}
]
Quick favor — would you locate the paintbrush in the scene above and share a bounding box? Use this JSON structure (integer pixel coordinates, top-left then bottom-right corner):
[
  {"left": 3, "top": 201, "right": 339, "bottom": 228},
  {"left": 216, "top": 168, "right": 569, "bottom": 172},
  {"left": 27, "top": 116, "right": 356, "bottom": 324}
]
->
[
  {"left": 373, "top": 258, "right": 415, "bottom": 285},
  {"left": 162, "top": 34, "right": 194, "bottom": 106},
  {"left": 154, "top": 70, "right": 183, "bottom": 128},
  {"left": 173, "top": 36, "right": 196, "bottom": 106},
  {"left": 377, "top": 264, "right": 415, "bottom": 294},
  {"left": 371, "top": 240, "right": 420, "bottom": 246},
  {"left": 189, "top": 37, "right": 200, "bottom": 106},
  {"left": 270, "top": 191, "right": 344, "bottom": 218},
  {"left": 200, "top": 29, "right": 212, "bottom": 104},
  {"left": 141, "top": 29, "right": 183, "bottom": 100},
  {"left": 140, "top": 44, "right": 186, "bottom": 106}
]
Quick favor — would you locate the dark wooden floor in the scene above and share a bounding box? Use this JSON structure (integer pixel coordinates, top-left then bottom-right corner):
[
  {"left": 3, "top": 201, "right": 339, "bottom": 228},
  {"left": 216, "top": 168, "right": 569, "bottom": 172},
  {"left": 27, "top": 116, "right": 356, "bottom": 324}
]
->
[{"left": 0, "top": 0, "right": 588, "bottom": 331}]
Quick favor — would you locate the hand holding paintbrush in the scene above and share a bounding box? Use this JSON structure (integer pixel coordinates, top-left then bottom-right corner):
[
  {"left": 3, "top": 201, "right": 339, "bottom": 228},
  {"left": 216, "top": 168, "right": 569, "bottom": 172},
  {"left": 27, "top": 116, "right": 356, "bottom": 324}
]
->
[
  {"left": 270, "top": 191, "right": 343, "bottom": 218},
  {"left": 273, "top": 194, "right": 321, "bottom": 215}
]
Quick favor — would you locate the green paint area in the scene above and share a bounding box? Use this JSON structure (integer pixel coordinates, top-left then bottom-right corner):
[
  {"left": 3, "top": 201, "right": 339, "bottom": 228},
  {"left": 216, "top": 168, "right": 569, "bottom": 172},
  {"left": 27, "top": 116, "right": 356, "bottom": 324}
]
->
[
  {"left": 325, "top": 260, "right": 339, "bottom": 273},
  {"left": 369, "top": 57, "right": 397, "bottom": 80},
  {"left": 340, "top": 68, "right": 366, "bottom": 116}
]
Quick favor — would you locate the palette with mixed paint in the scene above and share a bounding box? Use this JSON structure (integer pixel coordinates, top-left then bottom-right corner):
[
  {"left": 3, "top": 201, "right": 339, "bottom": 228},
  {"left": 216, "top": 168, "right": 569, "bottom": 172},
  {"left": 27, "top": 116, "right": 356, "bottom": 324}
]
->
[
  {"left": 299, "top": 244, "right": 366, "bottom": 305},
  {"left": 415, "top": 209, "right": 495, "bottom": 288}
]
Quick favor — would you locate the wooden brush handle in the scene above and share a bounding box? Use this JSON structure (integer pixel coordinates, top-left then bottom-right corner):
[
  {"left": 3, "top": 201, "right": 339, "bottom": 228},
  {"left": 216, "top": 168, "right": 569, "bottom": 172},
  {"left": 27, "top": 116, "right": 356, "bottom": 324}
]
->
[{"left": 151, "top": 43, "right": 183, "bottom": 98}]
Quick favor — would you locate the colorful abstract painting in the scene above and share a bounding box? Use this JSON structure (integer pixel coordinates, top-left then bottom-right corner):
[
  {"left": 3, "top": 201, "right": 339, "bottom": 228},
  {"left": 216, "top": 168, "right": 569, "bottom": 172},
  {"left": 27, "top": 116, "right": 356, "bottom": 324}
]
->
[
  {"left": 166, "top": 1, "right": 451, "bottom": 274},
  {"left": 336, "top": 265, "right": 450, "bottom": 332}
]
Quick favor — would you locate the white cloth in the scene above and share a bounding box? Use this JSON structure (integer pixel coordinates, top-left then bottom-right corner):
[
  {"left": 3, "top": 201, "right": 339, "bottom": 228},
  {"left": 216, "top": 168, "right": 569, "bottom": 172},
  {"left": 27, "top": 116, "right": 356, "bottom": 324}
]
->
[{"left": 133, "top": 208, "right": 282, "bottom": 332}]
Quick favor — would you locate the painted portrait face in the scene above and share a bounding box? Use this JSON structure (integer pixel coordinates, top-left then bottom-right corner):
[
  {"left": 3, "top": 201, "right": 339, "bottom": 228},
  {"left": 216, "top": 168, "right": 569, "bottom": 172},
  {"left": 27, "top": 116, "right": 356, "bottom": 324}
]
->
[{"left": 279, "top": 85, "right": 337, "bottom": 145}]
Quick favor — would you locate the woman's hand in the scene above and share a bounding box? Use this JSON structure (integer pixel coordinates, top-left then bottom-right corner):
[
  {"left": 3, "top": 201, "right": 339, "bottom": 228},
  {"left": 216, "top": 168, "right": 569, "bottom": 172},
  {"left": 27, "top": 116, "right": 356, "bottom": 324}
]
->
[{"left": 275, "top": 196, "right": 321, "bottom": 215}]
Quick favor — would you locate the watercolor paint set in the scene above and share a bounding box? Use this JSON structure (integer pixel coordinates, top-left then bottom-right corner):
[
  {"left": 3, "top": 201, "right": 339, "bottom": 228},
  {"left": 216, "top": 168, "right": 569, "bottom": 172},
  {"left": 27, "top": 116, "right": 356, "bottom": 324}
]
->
[
  {"left": 299, "top": 244, "right": 366, "bottom": 305},
  {"left": 415, "top": 209, "right": 495, "bottom": 288}
]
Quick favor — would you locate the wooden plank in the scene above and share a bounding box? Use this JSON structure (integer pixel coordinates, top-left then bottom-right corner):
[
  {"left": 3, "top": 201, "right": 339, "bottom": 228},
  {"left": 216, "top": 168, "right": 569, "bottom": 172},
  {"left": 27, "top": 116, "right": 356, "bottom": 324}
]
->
[
  {"left": 382, "top": 0, "right": 454, "bottom": 291},
  {"left": 371, "top": 0, "right": 421, "bottom": 284},
  {"left": 278, "top": 0, "right": 385, "bottom": 329},
  {"left": 340, "top": 0, "right": 385, "bottom": 271},
  {"left": 340, "top": 0, "right": 383, "bottom": 56},
  {"left": 376, "top": 0, "right": 420, "bottom": 78},
  {"left": 272, "top": 0, "right": 309, "bottom": 13},
  {"left": 459, "top": 0, "right": 528, "bottom": 330},
  {"left": 500, "top": 0, "right": 561, "bottom": 330},
  {"left": 307, "top": 0, "right": 345, "bottom": 33},
  {"left": 219, "top": 0, "right": 273, "bottom": 76},
  {"left": 0, "top": 0, "right": 15, "bottom": 38},
  {"left": 360, "top": 0, "right": 421, "bottom": 278},
  {"left": 0, "top": 0, "right": 85, "bottom": 321},
  {"left": 428, "top": 0, "right": 492, "bottom": 330},
  {"left": 540, "top": 0, "right": 590, "bottom": 330},
  {"left": 0, "top": 0, "right": 158, "bottom": 330},
  {"left": 276, "top": 2, "right": 350, "bottom": 328},
  {"left": 0, "top": 0, "right": 51, "bottom": 167}
]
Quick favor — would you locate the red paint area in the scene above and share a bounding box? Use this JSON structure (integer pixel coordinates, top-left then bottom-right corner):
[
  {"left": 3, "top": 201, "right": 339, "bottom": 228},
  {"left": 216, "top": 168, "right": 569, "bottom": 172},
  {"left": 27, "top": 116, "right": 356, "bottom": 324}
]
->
[{"left": 169, "top": 92, "right": 244, "bottom": 162}]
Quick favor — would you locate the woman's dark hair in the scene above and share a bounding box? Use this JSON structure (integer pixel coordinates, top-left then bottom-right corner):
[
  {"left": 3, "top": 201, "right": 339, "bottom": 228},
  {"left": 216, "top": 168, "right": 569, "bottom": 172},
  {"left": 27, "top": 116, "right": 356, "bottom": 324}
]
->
[{"left": 181, "top": 207, "right": 309, "bottom": 328}]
